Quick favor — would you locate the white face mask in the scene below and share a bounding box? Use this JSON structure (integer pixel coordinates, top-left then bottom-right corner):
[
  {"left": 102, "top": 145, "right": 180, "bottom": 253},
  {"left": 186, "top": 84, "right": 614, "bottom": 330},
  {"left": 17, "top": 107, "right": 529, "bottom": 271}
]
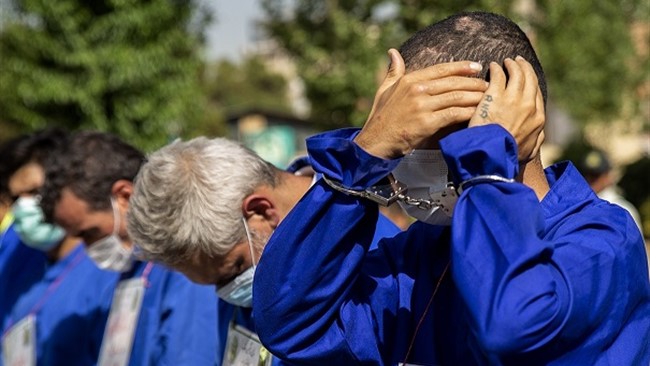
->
[
  {"left": 86, "top": 198, "right": 133, "bottom": 272},
  {"left": 216, "top": 218, "right": 256, "bottom": 308},
  {"left": 391, "top": 150, "right": 456, "bottom": 226}
]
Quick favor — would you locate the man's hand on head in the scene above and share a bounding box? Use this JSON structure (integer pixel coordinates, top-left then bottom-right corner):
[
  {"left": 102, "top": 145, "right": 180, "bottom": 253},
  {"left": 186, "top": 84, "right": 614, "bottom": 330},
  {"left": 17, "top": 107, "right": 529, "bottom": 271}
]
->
[
  {"left": 354, "top": 49, "right": 488, "bottom": 160},
  {"left": 468, "top": 57, "right": 545, "bottom": 163}
]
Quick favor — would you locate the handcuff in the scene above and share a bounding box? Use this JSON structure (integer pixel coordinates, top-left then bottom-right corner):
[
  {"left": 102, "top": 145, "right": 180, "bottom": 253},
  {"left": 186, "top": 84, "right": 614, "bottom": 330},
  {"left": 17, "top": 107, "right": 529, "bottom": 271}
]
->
[
  {"left": 321, "top": 173, "right": 515, "bottom": 218},
  {"left": 321, "top": 174, "right": 459, "bottom": 218}
]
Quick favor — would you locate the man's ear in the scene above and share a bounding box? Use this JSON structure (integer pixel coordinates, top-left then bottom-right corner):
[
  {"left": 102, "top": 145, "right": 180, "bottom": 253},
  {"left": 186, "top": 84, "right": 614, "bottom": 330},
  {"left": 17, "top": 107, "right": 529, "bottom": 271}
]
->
[
  {"left": 111, "top": 179, "right": 133, "bottom": 212},
  {"left": 242, "top": 194, "right": 280, "bottom": 229}
]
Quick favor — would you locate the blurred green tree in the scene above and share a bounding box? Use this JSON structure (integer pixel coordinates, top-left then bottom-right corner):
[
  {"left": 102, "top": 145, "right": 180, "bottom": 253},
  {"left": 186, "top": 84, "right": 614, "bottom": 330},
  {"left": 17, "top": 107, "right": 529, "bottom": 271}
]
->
[
  {"left": 194, "top": 54, "right": 293, "bottom": 138},
  {"left": 261, "top": 0, "right": 395, "bottom": 129},
  {"left": 534, "top": 0, "right": 647, "bottom": 125},
  {"left": 261, "top": 0, "right": 647, "bottom": 130},
  {"left": 0, "top": 0, "right": 212, "bottom": 151}
]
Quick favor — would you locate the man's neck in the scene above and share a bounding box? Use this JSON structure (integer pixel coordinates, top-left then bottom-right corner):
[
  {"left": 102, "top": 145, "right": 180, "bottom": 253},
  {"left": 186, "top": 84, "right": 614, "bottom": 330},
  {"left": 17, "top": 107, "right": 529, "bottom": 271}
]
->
[
  {"left": 274, "top": 172, "right": 314, "bottom": 219},
  {"left": 519, "top": 155, "right": 551, "bottom": 201},
  {"left": 48, "top": 236, "right": 81, "bottom": 261}
]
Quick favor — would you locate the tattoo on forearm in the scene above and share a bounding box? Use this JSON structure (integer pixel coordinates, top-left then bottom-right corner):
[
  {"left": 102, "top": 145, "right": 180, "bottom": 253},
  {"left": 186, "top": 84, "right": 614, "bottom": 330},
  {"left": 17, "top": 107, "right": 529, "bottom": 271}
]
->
[{"left": 479, "top": 95, "right": 493, "bottom": 119}]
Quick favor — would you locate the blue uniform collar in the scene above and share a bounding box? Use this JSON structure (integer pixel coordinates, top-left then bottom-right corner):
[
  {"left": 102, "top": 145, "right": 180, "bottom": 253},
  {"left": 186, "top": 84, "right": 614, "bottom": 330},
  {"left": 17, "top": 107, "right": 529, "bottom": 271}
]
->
[
  {"left": 540, "top": 161, "right": 599, "bottom": 226},
  {"left": 43, "top": 243, "right": 85, "bottom": 280}
]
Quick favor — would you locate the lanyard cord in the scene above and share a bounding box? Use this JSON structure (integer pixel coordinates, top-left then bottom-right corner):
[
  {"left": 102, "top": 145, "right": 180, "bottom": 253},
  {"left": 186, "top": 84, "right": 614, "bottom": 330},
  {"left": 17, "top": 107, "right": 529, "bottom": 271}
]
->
[
  {"left": 402, "top": 260, "right": 451, "bottom": 365},
  {"left": 140, "top": 261, "right": 154, "bottom": 287},
  {"left": 28, "top": 249, "right": 85, "bottom": 315},
  {"left": 3, "top": 248, "right": 85, "bottom": 334}
]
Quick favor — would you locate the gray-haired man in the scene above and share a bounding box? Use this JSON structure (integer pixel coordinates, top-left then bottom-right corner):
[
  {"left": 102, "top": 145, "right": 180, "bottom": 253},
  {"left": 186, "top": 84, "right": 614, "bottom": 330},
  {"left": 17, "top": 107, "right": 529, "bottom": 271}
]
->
[{"left": 126, "top": 136, "right": 401, "bottom": 365}]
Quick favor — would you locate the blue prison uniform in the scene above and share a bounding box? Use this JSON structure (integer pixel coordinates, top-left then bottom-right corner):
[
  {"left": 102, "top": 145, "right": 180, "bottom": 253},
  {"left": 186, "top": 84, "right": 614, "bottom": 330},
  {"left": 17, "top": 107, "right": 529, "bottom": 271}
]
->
[
  {"left": 3, "top": 243, "right": 119, "bottom": 366},
  {"left": 253, "top": 125, "right": 650, "bottom": 365},
  {"left": 118, "top": 260, "right": 218, "bottom": 366}
]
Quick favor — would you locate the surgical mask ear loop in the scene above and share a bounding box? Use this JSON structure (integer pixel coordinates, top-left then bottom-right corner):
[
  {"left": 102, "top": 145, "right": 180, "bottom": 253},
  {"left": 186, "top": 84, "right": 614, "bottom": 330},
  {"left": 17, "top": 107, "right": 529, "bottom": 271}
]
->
[
  {"left": 241, "top": 218, "right": 256, "bottom": 267},
  {"left": 109, "top": 197, "right": 120, "bottom": 238}
]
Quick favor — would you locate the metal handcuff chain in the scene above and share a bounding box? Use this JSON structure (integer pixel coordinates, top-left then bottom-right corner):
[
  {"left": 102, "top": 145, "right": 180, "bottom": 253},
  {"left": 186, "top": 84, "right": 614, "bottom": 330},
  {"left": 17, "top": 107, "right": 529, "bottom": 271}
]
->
[
  {"left": 322, "top": 173, "right": 515, "bottom": 217},
  {"left": 321, "top": 174, "right": 458, "bottom": 217}
]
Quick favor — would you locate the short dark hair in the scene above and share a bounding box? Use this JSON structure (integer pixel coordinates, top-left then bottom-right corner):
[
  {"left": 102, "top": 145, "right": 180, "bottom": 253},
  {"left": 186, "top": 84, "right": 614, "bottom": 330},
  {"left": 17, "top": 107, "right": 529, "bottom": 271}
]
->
[
  {"left": 41, "top": 131, "right": 145, "bottom": 220},
  {"left": 0, "top": 128, "right": 69, "bottom": 198},
  {"left": 398, "top": 11, "right": 547, "bottom": 105}
]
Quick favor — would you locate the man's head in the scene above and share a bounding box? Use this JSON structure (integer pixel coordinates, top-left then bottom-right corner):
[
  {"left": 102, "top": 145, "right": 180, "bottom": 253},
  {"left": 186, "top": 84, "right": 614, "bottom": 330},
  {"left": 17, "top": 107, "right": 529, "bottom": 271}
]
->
[
  {"left": 399, "top": 11, "right": 546, "bottom": 105},
  {"left": 577, "top": 148, "right": 614, "bottom": 193},
  {"left": 1, "top": 129, "right": 68, "bottom": 201},
  {"left": 41, "top": 131, "right": 144, "bottom": 253},
  {"left": 127, "top": 137, "right": 280, "bottom": 289},
  {"left": 1, "top": 128, "right": 69, "bottom": 250},
  {"left": 392, "top": 12, "right": 547, "bottom": 172}
]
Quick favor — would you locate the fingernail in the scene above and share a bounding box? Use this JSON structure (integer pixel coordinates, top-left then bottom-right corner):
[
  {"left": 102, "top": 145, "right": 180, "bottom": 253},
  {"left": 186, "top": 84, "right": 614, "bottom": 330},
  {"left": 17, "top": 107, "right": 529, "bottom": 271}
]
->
[
  {"left": 516, "top": 55, "right": 526, "bottom": 61},
  {"left": 469, "top": 62, "right": 482, "bottom": 71}
]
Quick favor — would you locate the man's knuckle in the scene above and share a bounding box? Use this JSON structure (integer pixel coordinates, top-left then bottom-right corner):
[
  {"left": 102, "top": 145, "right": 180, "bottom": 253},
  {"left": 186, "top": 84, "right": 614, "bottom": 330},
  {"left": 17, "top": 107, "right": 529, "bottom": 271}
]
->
[
  {"left": 406, "top": 83, "right": 422, "bottom": 95},
  {"left": 448, "top": 91, "right": 463, "bottom": 102}
]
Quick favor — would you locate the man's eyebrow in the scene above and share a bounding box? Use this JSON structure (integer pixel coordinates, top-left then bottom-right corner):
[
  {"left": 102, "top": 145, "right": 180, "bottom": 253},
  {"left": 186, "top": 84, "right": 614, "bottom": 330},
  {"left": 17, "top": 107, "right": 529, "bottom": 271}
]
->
[{"left": 9, "top": 188, "right": 41, "bottom": 202}]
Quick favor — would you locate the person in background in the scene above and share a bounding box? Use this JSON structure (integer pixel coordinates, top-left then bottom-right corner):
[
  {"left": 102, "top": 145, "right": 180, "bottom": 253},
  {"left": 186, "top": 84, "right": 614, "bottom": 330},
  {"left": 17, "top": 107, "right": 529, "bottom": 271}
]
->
[
  {"left": 0, "top": 189, "right": 12, "bottom": 237},
  {"left": 577, "top": 147, "right": 644, "bottom": 235},
  {"left": 126, "top": 136, "right": 401, "bottom": 365},
  {"left": 0, "top": 132, "right": 49, "bottom": 365},
  {"left": 40, "top": 131, "right": 218, "bottom": 366},
  {"left": 0, "top": 132, "right": 54, "bottom": 346},
  {"left": 0, "top": 128, "right": 120, "bottom": 366},
  {"left": 251, "top": 11, "right": 649, "bottom": 365}
]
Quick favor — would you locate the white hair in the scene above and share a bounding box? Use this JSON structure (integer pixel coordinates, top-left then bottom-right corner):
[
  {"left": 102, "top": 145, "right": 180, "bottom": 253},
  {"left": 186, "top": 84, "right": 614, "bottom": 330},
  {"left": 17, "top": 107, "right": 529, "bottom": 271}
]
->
[{"left": 127, "top": 137, "right": 277, "bottom": 266}]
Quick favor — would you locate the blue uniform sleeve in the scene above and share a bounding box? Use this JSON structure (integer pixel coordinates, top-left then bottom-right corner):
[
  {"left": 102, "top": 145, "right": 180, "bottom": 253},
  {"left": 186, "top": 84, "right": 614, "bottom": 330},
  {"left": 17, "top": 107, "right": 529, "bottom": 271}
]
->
[
  {"left": 253, "top": 128, "right": 407, "bottom": 365},
  {"left": 440, "top": 124, "right": 649, "bottom": 360}
]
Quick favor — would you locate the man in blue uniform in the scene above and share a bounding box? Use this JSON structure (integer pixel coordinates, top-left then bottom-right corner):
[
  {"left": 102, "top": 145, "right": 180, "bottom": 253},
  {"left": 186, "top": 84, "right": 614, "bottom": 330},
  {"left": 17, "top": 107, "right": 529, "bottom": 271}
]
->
[
  {"left": 40, "top": 131, "right": 218, "bottom": 366},
  {"left": 125, "top": 137, "right": 401, "bottom": 365},
  {"left": 252, "top": 11, "right": 650, "bottom": 365},
  {"left": 0, "top": 134, "right": 48, "bottom": 329},
  {"left": 1, "top": 129, "right": 119, "bottom": 366}
]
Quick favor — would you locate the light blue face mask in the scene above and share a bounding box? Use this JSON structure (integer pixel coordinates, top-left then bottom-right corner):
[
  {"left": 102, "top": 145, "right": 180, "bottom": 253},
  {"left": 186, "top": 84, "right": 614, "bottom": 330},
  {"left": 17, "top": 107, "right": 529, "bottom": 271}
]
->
[
  {"left": 216, "top": 219, "right": 256, "bottom": 308},
  {"left": 12, "top": 196, "right": 65, "bottom": 251}
]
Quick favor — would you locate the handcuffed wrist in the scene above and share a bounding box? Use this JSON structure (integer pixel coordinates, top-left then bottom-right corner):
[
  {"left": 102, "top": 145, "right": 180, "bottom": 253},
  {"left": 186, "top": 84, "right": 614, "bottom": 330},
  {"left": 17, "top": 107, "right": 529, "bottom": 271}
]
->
[
  {"left": 321, "top": 174, "right": 407, "bottom": 206},
  {"left": 457, "top": 174, "right": 516, "bottom": 194}
]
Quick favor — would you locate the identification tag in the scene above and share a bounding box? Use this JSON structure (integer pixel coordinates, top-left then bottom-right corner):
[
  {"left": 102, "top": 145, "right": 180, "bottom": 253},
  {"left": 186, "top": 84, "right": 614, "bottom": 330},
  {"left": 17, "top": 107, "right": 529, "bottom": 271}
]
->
[
  {"left": 97, "top": 277, "right": 145, "bottom": 366},
  {"left": 2, "top": 315, "right": 36, "bottom": 366},
  {"left": 222, "top": 323, "right": 272, "bottom": 366}
]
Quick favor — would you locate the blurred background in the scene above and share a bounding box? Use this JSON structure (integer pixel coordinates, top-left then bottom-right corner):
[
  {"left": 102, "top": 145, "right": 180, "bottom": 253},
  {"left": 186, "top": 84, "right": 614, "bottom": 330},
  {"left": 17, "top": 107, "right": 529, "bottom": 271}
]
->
[{"left": 0, "top": 0, "right": 648, "bottom": 236}]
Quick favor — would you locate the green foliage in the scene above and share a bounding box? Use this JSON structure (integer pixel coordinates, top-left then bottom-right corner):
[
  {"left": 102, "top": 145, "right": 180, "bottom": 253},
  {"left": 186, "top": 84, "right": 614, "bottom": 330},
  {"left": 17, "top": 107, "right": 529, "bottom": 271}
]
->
[
  {"left": 534, "top": 0, "right": 643, "bottom": 124},
  {"left": 208, "top": 55, "right": 292, "bottom": 115},
  {"left": 0, "top": 0, "right": 210, "bottom": 151},
  {"left": 261, "top": 0, "right": 646, "bottom": 130},
  {"left": 189, "top": 55, "right": 293, "bottom": 138},
  {"left": 261, "top": 0, "right": 397, "bottom": 128}
]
